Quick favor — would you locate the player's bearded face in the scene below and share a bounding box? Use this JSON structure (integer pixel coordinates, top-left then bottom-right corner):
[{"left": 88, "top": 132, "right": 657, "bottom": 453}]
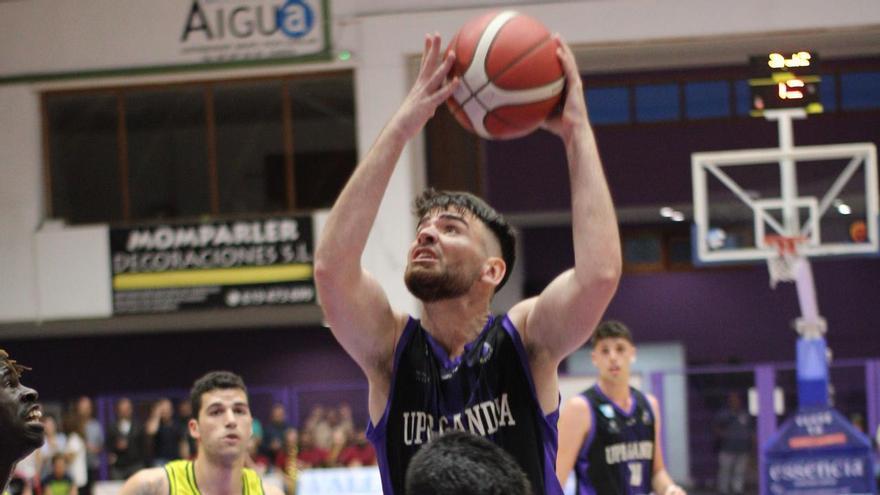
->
[
  {"left": 405, "top": 209, "right": 485, "bottom": 302},
  {"left": 405, "top": 257, "right": 481, "bottom": 302}
]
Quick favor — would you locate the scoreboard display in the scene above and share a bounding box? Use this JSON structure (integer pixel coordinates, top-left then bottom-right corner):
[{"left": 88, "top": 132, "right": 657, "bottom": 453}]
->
[{"left": 749, "top": 51, "right": 823, "bottom": 116}]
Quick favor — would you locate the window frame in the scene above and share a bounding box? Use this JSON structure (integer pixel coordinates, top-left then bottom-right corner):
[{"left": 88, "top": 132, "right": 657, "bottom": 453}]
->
[{"left": 41, "top": 69, "right": 355, "bottom": 226}]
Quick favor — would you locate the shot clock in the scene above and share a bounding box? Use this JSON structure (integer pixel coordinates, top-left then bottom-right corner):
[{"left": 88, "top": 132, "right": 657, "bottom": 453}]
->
[{"left": 749, "top": 51, "right": 823, "bottom": 116}]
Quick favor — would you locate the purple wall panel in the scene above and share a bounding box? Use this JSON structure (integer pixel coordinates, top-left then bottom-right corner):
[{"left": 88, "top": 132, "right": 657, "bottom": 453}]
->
[
  {"left": 523, "top": 225, "right": 879, "bottom": 365},
  {"left": 487, "top": 112, "right": 880, "bottom": 210},
  {"left": 8, "top": 326, "right": 365, "bottom": 403}
]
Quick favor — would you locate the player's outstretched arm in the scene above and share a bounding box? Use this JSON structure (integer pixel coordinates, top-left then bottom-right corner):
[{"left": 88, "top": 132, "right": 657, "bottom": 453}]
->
[
  {"left": 117, "top": 468, "right": 168, "bottom": 495},
  {"left": 510, "top": 36, "right": 621, "bottom": 411},
  {"left": 314, "top": 34, "right": 459, "bottom": 420},
  {"left": 648, "top": 395, "right": 686, "bottom": 495},
  {"left": 556, "top": 395, "right": 591, "bottom": 486}
]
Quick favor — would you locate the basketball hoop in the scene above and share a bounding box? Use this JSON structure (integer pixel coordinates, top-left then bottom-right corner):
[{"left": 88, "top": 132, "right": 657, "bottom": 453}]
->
[{"left": 765, "top": 235, "right": 806, "bottom": 288}]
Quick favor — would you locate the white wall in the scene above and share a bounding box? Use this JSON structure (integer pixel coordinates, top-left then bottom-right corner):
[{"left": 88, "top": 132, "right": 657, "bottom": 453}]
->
[
  {"left": 0, "top": 85, "right": 42, "bottom": 322},
  {"left": 1, "top": 0, "right": 879, "bottom": 327}
]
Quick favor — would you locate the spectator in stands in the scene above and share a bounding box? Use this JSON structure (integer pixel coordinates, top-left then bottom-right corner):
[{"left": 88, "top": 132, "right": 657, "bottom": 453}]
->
[
  {"left": 404, "top": 431, "right": 531, "bottom": 495},
  {"left": 304, "top": 405, "right": 332, "bottom": 451},
  {"left": 250, "top": 415, "right": 264, "bottom": 462},
  {"left": 279, "top": 428, "right": 301, "bottom": 495},
  {"left": 106, "top": 398, "right": 145, "bottom": 480},
  {"left": 261, "top": 403, "right": 289, "bottom": 462},
  {"left": 245, "top": 435, "right": 271, "bottom": 475},
  {"left": 296, "top": 431, "right": 328, "bottom": 468},
  {"left": 337, "top": 431, "right": 376, "bottom": 467},
  {"left": 849, "top": 412, "right": 866, "bottom": 433},
  {"left": 62, "top": 412, "right": 88, "bottom": 495},
  {"left": 713, "top": 391, "right": 753, "bottom": 495},
  {"left": 174, "top": 399, "right": 195, "bottom": 460},
  {"left": 37, "top": 415, "right": 67, "bottom": 479},
  {"left": 326, "top": 429, "right": 350, "bottom": 467},
  {"left": 328, "top": 404, "right": 354, "bottom": 446},
  {"left": 145, "top": 399, "right": 183, "bottom": 467},
  {"left": 11, "top": 450, "right": 39, "bottom": 495},
  {"left": 41, "top": 454, "right": 76, "bottom": 495},
  {"left": 75, "top": 396, "right": 103, "bottom": 495},
  {"left": 0, "top": 349, "right": 44, "bottom": 495},
  {"left": 272, "top": 427, "right": 299, "bottom": 472}
]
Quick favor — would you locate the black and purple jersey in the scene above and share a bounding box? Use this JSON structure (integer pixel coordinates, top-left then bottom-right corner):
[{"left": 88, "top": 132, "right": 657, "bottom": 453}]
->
[
  {"left": 366, "top": 314, "right": 564, "bottom": 495},
  {"left": 574, "top": 385, "right": 656, "bottom": 495}
]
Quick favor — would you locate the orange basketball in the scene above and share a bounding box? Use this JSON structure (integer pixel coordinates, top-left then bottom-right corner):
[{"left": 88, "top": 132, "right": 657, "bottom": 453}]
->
[
  {"left": 445, "top": 11, "right": 564, "bottom": 140},
  {"left": 850, "top": 220, "right": 867, "bottom": 242}
]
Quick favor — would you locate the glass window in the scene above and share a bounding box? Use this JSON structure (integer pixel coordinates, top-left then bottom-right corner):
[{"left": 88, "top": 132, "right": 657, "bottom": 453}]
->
[
  {"left": 635, "top": 83, "right": 679, "bottom": 122},
  {"left": 289, "top": 75, "right": 357, "bottom": 209},
  {"left": 668, "top": 236, "right": 692, "bottom": 266},
  {"left": 623, "top": 235, "right": 662, "bottom": 264},
  {"left": 819, "top": 73, "right": 837, "bottom": 111},
  {"left": 586, "top": 87, "right": 630, "bottom": 124},
  {"left": 44, "top": 71, "right": 356, "bottom": 225},
  {"left": 125, "top": 87, "right": 211, "bottom": 220},
  {"left": 214, "top": 80, "right": 287, "bottom": 214},
  {"left": 47, "top": 92, "right": 123, "bottom": 224},
  {"left": 685, "top": 81, "right": 730, "bottom": 119},
  {"left": 734, "top": 80, "right": 752, "bottom": 116},
  {"left": 840, "top": 71, "right": 880, "bottom": 110}
]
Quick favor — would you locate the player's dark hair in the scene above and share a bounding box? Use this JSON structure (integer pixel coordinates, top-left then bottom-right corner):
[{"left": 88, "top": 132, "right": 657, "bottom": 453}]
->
[
  {"left": 0, "top": 349, "right": 29, "bottom": 380},
  {"left": 413, "top": 188, "right": 517, "bottom": 292},
  {"left": 404, "top": 431, "right": 531, "bottom": 495},
  {"left": 591, "top": 320, "right": 634, "bottom": 347},
  {"left": 190, "top": 371, "right": 247, "bottom": 418}
]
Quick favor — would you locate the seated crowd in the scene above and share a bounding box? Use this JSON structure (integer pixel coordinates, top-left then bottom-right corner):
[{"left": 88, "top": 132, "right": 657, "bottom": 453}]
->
[{"left": 8, "top": 396, "right": 375, "bottom": 495}]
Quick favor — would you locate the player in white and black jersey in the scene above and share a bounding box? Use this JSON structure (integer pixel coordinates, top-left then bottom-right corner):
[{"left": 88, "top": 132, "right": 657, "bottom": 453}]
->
[{"left": 556, "top": 321, "right": 686, "bottom": 495}]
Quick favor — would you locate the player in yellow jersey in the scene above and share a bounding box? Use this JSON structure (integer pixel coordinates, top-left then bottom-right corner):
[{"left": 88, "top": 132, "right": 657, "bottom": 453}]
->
[
  {"left": 1, "top": 349, "right": 44, "bottom": 495},
  {"left": 119, "top": 371, "right": 283, "bottom": 495}
]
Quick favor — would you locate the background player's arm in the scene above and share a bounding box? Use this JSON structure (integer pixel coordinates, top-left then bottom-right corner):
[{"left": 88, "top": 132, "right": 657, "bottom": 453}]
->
[
  {"left": 117, "top": 468, "right": 168, "bottom": 495},
  {"left": 647, "top": 395, "right": 686, "bottom": 495},
  {"left": 509, "top": 37, "right": 621, "bottom": 412},
  {"left": 555, "top": 395, "right": 591, "bottom": 485},
  {"left": 313, "top": 34, "right": 459, "bottom": 423}
]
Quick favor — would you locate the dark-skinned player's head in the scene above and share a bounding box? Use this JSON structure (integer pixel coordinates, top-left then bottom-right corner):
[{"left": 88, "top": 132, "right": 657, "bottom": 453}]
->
[
  {"left": 404, "top": 430, "right": 531, "bottom": 495},
  {"left": 0, "top": 349, "right": 44, "bottom": 463},
  {"left": 405, "top": 188, "right": 516, "bottom": 301}
]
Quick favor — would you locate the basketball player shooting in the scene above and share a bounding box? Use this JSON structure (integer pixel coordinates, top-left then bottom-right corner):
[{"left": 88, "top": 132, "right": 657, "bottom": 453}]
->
[{"left": 314, "top": 33, "right": 621, "bottom": 495}]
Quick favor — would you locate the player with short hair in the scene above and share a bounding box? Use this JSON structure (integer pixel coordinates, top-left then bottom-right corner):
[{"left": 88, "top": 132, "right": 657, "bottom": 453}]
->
[
  {"left": 404, "top": 430, "right": 531, "bottom": 495},
  {"left": 0, "top": 349, "right": 44, "bottom": 495},
  {"left": 556, "top": 321, "right": 686, "bottom": 495},
  {"left": 118, "top": 371, "right": 283, "bottom": 495},
  {"left": 314, "top": 33, "right": 621, "bottom": 495}
]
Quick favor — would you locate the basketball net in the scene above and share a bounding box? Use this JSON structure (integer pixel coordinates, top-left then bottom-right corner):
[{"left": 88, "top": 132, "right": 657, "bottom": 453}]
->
[{"left": 765, "top": 235, "right": 806, "bottom": 289}]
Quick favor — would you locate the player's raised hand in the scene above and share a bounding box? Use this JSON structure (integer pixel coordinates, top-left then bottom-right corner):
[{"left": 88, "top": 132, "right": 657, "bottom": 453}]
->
[
  {"left": 391, "top": 33, "right": 460, "bottom": 140},
  {"left": 542, "top": 35, "right": 590, "bottom": 141}
]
